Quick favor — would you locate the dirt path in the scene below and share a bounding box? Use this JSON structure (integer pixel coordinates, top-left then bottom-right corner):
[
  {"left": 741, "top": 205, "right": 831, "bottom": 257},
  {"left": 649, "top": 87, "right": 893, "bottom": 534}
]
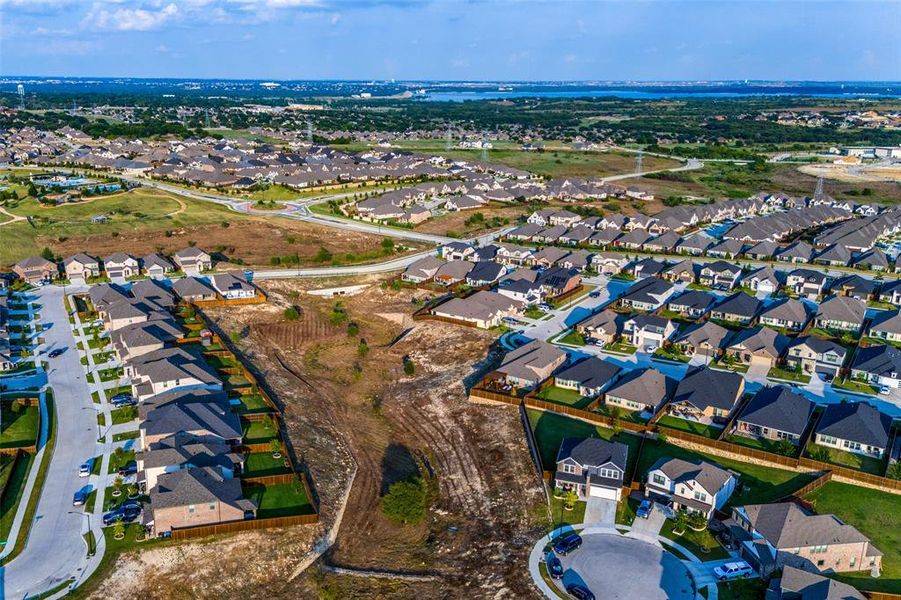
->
[{"left": 0, "top": 205, "right": 26, "bottom": 227}]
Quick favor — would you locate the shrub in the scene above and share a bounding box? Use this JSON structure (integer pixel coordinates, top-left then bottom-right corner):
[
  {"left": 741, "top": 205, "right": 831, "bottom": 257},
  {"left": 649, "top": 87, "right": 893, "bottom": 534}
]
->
[
  {"left": 283, "top": 306, "right": 300, "bottom": 321},
  {"left": 381, "top": 476, "right": 427, "bottom": 525},
  {"left": 403, "top": 358, "right": 415, "bottom": 376},
  {"left": 347, "top": 321, "right": 359, "bottom": 337}
]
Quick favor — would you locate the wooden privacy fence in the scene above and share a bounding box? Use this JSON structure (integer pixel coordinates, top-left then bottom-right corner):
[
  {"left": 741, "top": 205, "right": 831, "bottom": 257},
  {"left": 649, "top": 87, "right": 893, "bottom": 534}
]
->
[
  {"left": 241, "top": 472, "right": 297, "bottom": 485},
  {"left": 169, "top": 512, "right": 319, "bottom": 541},
  {"left": 864, "top": 592, "right": 901, "bottom": 600},
  {"left": 470, "top": 386, "right": 901, "bottom": 495}
]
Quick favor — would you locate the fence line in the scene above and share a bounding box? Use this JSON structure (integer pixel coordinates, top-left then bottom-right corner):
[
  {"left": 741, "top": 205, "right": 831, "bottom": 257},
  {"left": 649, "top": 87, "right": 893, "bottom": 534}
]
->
[{"left": 169, "top": 513, "right": 319, "bottom": 541}]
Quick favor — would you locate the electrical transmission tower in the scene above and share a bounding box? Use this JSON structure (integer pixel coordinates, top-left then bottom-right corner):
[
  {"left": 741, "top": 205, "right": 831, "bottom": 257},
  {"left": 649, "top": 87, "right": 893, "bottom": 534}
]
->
[{"left": 636, "top": 149, "right": 644, "bottom": 174}]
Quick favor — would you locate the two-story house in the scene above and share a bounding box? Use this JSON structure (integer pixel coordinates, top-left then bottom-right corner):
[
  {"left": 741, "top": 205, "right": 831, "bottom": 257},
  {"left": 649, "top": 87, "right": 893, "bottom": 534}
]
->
[
  {"left": 645, "top": 458, "right": 736, "bottom": 520},
  {"left": 815, "top": 295, "right": 867, "bottom": 334},
  {"left": 623, "top": 314, "right": 676, "bottom": 352},
  {"left": 554, "top": 437, "right": 628, "bottom": 501},
  {"left": 699, "top": 261, "right": 743, "bottom": 291}
]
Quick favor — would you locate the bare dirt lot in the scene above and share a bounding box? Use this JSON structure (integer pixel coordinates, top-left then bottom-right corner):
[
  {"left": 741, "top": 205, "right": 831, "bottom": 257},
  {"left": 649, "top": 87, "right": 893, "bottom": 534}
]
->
[
  {"left": 90, "top": 278, "right": 547, "bottom": 600},
  {"left": 40, "top": 219, "right": 425, "bottom": 269}
]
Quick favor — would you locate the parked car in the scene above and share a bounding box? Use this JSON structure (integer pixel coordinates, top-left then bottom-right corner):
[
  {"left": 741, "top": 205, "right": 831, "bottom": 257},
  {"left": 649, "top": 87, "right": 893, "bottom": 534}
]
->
[
  {"left": 565, "top": 583, "right": 595, "bottom": 600},
  {"left": 111, "top": 393, "right": 135, "bottom": 407},
  {"left": 102, "top": 505, "right": 141, "bottom": 526},
  {"left": 713, "top": 561, "right": 754, "bottom": 581},
  {"left": 72, "top": 490, "right": 87, "bottom": 506},
  {"left": 117, "top": 461, "right": 138, "bottom": 477},
  {"left": 546, "top": 554, "right": 563, "bottom": 579},
  {"left": 48, "top": 348, "right": 64, "bottom": 358},
  {"left": 879, "top": 386, "right": 891, "bottom": 396},
  {"left": 553, "top": 533, "right": 582, "bottom": 556},
  {"left": 539, "top": 303, "right": 554, "bottom": 312},
  {"left": 636, "top": 499, "right": 653, "bottom": 520},
  {"left": 79, "top": 459, "right": 93, "bottom": 477},
  {"left": 589, "top": 291, "right": 601, "bottom": 298}
]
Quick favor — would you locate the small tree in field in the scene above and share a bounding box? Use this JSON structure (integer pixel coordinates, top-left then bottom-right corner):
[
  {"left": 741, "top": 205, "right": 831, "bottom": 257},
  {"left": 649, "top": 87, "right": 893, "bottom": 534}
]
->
[
  {"left": 403, "top": 358, "right": 415, "bottom": 376},
  {"left": 562, "top": 489, "right": 579, "bottom": 511},
  {"left": 381, "top": 476, "right": 427, "bottom": 525}
]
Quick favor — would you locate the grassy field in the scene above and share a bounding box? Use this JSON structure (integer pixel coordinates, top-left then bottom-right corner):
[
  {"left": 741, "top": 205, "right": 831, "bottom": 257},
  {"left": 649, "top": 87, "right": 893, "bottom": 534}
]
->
[
  {"left": 656, "top": 415, "right": 722, "bottom": 438},
  {"left": 805, "top": 482, "right": 901, "bottom": 594},
  {"left": 0, "top": 404, "right": 39, "bottom": 448},
  {"left": 536, "top": 385, "right": 593, "bottom": 409},
  {"left": 350, "top": 139, "right": 681, "bottom": 178},
  {"left": 242, "top": 480, "right": 314, "bottom": 519},
  {"left": 242, "top": 452, "right": 292, "bottom": 477}
]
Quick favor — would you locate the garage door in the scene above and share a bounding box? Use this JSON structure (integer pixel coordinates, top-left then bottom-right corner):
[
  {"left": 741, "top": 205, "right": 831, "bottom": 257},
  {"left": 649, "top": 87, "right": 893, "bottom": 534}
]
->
[
  {"left": 750, "top": 355, "right": 771, "bottom": 367},
  {"left": 589, "top": 485, "right": 619, "bottom": 501}
]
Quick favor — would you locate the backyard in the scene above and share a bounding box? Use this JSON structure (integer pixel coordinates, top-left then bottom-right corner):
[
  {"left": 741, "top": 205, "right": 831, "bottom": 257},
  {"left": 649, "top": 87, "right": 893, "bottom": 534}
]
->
[
  {"left": 656, "top": 415, "right": 722, "bottom": 439},
  {"left": 535, "top": 385, "right": 593, "bottom": 410},
  {"left": 242, "top": 452, "right": 292, "bottom": 478},
  {"left": 241, "top": 480, "right": 314, "bottom": 519},
  {"left": 242, "top": 418, "right": 279, "bottom": 444},
  {"left": 805, "top": 482, "right": 901, "bottom": 594},
  {"left": 0, "top": 403, "right": 39, "bottom": 449}
]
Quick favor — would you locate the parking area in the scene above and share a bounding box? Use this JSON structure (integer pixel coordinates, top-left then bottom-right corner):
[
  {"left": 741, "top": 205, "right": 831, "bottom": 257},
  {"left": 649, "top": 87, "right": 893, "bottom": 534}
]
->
[
  {"left": 554, "top": 531, "right": 695, "bottom": 600},
  {"left": 583, "top": 497, "right": 616, "bottom": 526}
]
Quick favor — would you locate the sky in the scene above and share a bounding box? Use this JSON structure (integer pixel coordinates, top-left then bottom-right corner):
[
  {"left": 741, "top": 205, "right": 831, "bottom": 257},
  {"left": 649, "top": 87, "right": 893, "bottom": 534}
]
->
[{"left": 0, "top": 0, "right": 899, "bottom": 81}]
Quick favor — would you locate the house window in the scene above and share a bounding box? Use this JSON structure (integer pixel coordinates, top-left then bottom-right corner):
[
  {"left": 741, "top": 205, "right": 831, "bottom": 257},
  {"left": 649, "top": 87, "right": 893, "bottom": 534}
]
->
[
  {"left": 850, "top": 557, "right": 856, "bottom": 568},
  {"left": 188, "top": 504, "right": 196, "bottom": 514},
  {"left": 817, "top": 559, "right": 825, "bottom": 567},
  {"left": 652, "top": 474, "right": 665, "bottom": 486},
  {"left": 820, "top": 435, "right": 837, "bottom": 445},
  {"left": 562, "top": 464, "right": 577, "bottom": 474},
  {"left": 209, "top": 502, "right": 216, "bottom": 511},
  {"left": 843, "top": 440, "right": 861, "bottom": 451},
  {"left": 694, "top": 491, "right": 707, "bottom": 503}
]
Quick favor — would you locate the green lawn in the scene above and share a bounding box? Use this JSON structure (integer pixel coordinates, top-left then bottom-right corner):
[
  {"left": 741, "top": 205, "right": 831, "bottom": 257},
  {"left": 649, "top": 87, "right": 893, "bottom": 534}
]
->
[
  {"left": 805, "top": 482, "right": 901, "bottom": 594},
  {"left": 657, "top": 415, "right": 722, "bottom": 438},
  {"left": 726, "top": 434, "right": 799, "bottom": 457},
  {"left": 524, "top": 306, "right": 546, "bottom": 320},
  {"left": 0, "top": 453, "right": 32, "bottom": 546},
  {"left": 547, "top": 496, "right": 587, "bottom": 529},
  {"left": 242, "top": 452, "right": 291, "bottom": 478},
  {"left": 234, "top": 393, "right": 272, "bottom": 414},
  {"left": 659, "top": 519, "right": 731, "bottom": 560},
  {"left": 527, "top": 409, "right": 641, "bottom": 477},
  {"left": 536, "top": 386, "right": 592, "bottom": 409},
  {"left": 242, "top": 418, "right": 278, "bottom": 444},
  {"left": 603, "top": 341, "right": 637, "bottom": 355},
  {"left": 767, "top": 366, "right": 811, "bottom": 384},
  {"left": 111, "top": 430, "right": 139, "bottom": 443},
  {"left": 109, "top": 406, "right": 138, "bottom": 426},
  {"left": 806, "top": 444, "right": 887, "bottom": 475},
  {"left": 0, "top": 404, "right": 39, "bottom": 448},
  {"left": 556, "top": 330, "right": 586, "bottom": 346},
  {"left": 652, "top": 347, "right": 690, "bottom": 363},
  {"left": 107, "top": 449, "right": 135, "bottom": 475},
  {"left": 716, "top": 579, "right": 768, "bottom": 600},
  {"left": 637, "top": 439, "right": 815, "bottom": 507},
  {"left": 831, "top": 378, "right": 879, "bottom": 396},
  {"left": 242, "top": 480, "right": 314, "bottom": 519}
]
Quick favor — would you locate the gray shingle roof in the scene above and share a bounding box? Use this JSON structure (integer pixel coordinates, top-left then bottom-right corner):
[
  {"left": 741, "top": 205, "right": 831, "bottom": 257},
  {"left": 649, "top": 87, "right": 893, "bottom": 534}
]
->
[
  {"left": 738, "top": 386, "right": 813, "bottom": 436},
  {"left": 555, "top": 357, "right": 621, "bottom": 390},
  {"left": 672, "top": 366, "right": 743, "bottom": 412},
  {"left": 816, "top": 402, "right": 892, "bottom": 449},
  {"left": 740, "top": 502, "right": 871, "bottom": 549},
  {"left": 556, "top": 437, "right": 628, "bottom": 472}
]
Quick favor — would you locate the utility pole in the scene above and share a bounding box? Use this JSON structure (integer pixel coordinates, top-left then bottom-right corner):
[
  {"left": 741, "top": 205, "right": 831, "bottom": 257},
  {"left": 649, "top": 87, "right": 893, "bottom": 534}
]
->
[{"left": 636, "top": 149, "right": 644, "bottom": 174}]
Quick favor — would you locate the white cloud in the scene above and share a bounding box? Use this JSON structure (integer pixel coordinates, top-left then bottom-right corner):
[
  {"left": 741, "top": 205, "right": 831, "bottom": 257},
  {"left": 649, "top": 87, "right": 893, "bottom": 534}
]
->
[
  {"left": 83, "top": 2, "right": 179, "bottom": 32},
  {"left": 329, "top": 12, "right": 340, "bottom": 26}
]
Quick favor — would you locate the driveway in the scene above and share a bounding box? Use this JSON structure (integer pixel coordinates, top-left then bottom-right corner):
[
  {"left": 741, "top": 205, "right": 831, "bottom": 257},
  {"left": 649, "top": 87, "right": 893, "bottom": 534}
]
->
[
  {"left": 626, "top": 502, "right": 667, "bottom": 545},
  {"left": 583, "top": 497, "right": 616, "bottom": 526},
  {"left": 555, "top": 531, "right": 695, "bottom": 600}
]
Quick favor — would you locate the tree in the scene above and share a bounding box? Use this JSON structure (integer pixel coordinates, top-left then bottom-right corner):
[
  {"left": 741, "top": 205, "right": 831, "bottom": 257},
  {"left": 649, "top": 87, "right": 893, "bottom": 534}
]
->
[
  {"left": 347, "top": 321, "right": 359, "bottom": 337},
  {"left": 775, "top": 438, "right": 796, "bottom": 457},
  {"left": 381, "top": 476, "right": 427, "bottom": 525},
  {"left": 314, "top": 247, "right": 333, "bottom": 263},
  {"left": 562, "top": 489, "right": 579, "bottom": 511},
  {"left": 403, "top": 358, "right": 415, "bottom": 376},
  {"left": 656, "top": 429, "right": 668, "bottom": 445},
  {"left": 672, "top": 510, "right": 689, "bottom": 535},
  {"left": 688, "top": 511, "right": 707, "bottom": 531},
  {"left": 112, "top": 518, "right": 126, "bottom": 540},
  {"left": 380, "top": 238, "right": 395, "bottom": 254},
  {"left": 40, "top": 247, "right": 55, "bottom": 262},
  {"left": 283, "top": 306, "right": 300, "bottom": 321},
  {"left": 357, "top": 338, "right": 369, "bottom": 357},
  {"left": 887, "top": 461, "right": 901, "bottom": 481},
  {"left": 270, "top": 438, "right": 282, "bottom": 456}
]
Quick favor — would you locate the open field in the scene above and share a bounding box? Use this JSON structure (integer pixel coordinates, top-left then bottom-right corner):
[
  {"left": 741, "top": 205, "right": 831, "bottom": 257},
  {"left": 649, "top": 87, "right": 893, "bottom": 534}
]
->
[
  {"left": 339, "top": 139, "right": 681, "bottom": 178},
  {"left": 0, "top": 187, "right": 425, "bottom": 267},
  {"left": 805, "top": 482, "right": 901, "bottom": 594}
]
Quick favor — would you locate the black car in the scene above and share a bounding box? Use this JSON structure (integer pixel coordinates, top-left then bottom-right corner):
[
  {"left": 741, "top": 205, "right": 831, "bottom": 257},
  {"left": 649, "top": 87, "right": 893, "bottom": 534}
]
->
[
  {"left": 566, "top": 583, "right": 595, "bottom": 600},
  {"left": 117, "top": 461, "right": 138, "bottom": 477},
  {"left": 553, "top": 533, "right": 582, "bottom": 556},
  {"left": 111, "top": 394, "right": 135, "bottom": 407},
  {"left": 547, "top": 555, "right": 564, "bottom": 579},
  {"left": 48, "top": 348, "right": 65, "bottom": 358},
  {"left": 103, "top": 505, "right": 141, "bottom": 526}
]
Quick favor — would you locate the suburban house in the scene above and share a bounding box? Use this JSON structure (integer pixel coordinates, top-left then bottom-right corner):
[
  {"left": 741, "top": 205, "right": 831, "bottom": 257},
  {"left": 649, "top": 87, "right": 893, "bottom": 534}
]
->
[
  {"left": 645, "top": 458, "right": 736, "bottom": 519},
  {"left": 786, "top": 336, "right": 848, "bottom": 379},
  {"left": 662, "top": 260, "right": 696, "bottom": 285},
  {"left": 724, "top": 327, "right": 789, "bottom": 370},
  {"left": 815, "top": 296, "right": 867, "bottom": 334},
  {"left": 813, "top": 401, "right": 892, "bottom": 459},
  {"left": 401, "top": 255, "right": 445, "bottom": 283},
  {"left": 536, "top": 267, "right": 582, "bottom": 298},
  {"left": 731, "top": 502, "right": 881, "bottom": 576},
  {"left": 173, "top": 247, "right": 213, "bottom": 275},
  {"left": 149, "top": 466, "right": 256, "bottom": 535},
  {"left": 575, "top": 309, "right": 623, "bottom": 345},
  {"left": 831, "top": 274, "right": 877, "bottom": 302},
  {"left": 775, "top": 241, "right": 814, "bottom": 264},
  {"left": 673, "top": 322, "right": 732, "bottom": 361},
  {"left": 758, "top": 299, "right": 810, "bottom": 332},
  {"left": 172, "top": 277, "right": 218, "bottom": 302},
  {"left": 667, "top": 366, "right": 745, "bottom": 425},
  {"left": 666, "top": 290, "right": 717, "bottom": 319},
  {"left": 734, "top": 386, "right": 814, "bottom": 446},
  {"left": 710, "top": 292, "right": 762, "bottom": 326},
  {"left": 631, "top": 258, "right": 668, "bottom": 279},
  {"left": 619, "top": 277, "right": 674, "bottom": 312},
  {"left": 211, "top": 273, "right": 257, "bottom": 300},
  {"left": 554, "top": 437, "right": 628, "bottom": 501},
  {"left": 127, "top": 347, "right": 223, "bottom": 401},
  {"left": 142, "top": 253, "right": 176, "bottom": 279},
  {"left": 766, "top": 566, "right": 865, "bottom": 600},
  {"left": 439, "top": 241, "right": 476, "bottom": 261},
  {"left": 139, "top": 389, "right": 240, "bottom": 446},
  {"left": 604, "top": 367, "right": 675, "bottom": 415},
  {"left": 496, "top": 278, "right": 544, "bottom": 305},
  {"left": 140, "top": 432, "right": 243, "bottom": 491},
  {"left": 591, "top": 252, "right": 629, "bottom": 275},
  {"left": 430, "top": 291, "right": 523, "bottom": 329},
  {"left": 553, "top": 357, "right": 621, "bottom": 398},
  {"left": 465, "top": 261, "right": 506, "bottom": 287},
  {"left": 111, "top": 319, "right": 185, "bottom": 361},
  {"left": 131, "top": 279, "right": 176, "bottom": 308},
  {"left": 740, "top": 266, "right": 780, "bottom": 295},
  {"left": 786, "top": 269, "right": 831, "bottom": 299},
  {"left": 494, "top": 340, "right": 567, "bottom": 391},
  {"left": 676, "top": 233, "right": 714, "bottom": 256},
  {"left": 103, "top": 252, "right": 140, "bottom": 280},
  {"left": 530, "top": 246, "right": 570, "bottom": 269},
  {"left": 699, "top": 261, "right": 743, "bottom": 290},
  {"left": 878, "top": 280, "right": 901, "bottom": 305},
  {"left": 433, "top": 260, "right": 475, "bottom": 286},
  {"left": 623, "top": 314, "right": 676, "bottom": 352},
  {"left": 868, "top": 309, "right": 901, "bottom": 344},
  {"left": 63, "top": 253, "right": 101, "bottom": 282},
  {"left": 13, "top": 256, "right": 57, "bottom": 284}
]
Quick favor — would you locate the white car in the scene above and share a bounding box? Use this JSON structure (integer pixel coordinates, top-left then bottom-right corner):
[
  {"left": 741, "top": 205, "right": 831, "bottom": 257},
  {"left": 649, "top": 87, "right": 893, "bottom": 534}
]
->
[
  {"left": 879, "top": 386, "right": 891, "bottom": 396},
  {"left": 713, "top": 561, "right": 754, "bottom": 581}
]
